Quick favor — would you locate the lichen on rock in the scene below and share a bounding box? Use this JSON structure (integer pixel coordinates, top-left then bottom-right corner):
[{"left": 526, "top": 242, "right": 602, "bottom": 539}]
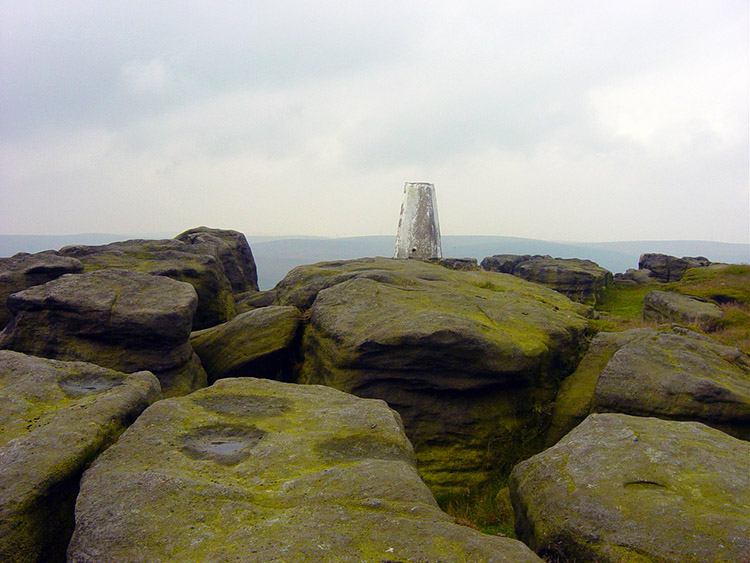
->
[
  {"left": 275, "top": 257, "right": 591, "bottom": 493},
  {"left": 511, "top": 413, "right": 750, "bottom": 562},
  {"left": 0, "top": 269, "right": 206, "bottom": 397},
  {"left": 67, "top": 377, "right": 542, "bottom": 563},
  {"left": 0, "top": 351, "right": 160, "bottom": 563},
  {"left": 548, "top": 328, "right": 750, "bottom": 444}
]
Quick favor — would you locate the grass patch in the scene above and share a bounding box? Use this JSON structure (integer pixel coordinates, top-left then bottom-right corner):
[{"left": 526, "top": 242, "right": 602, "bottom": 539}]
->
[
  {"left": 710, "top": 303, "right": 750, "bottom": 353},
  {"left": 667, "top": 264, "right": 750, "bottom": 305},
  {"left": 588, "top": 265, "right": 750, "bottom": 353},
  {"left": 439, "top": 479, "right": 516, "bottom": 538},
  {"left": 437, "top": 406, "right": 552, "bottom": 538},
  {"left": 587, "top": 283, "right": 659, "bottom": 333},
  {"left": 595, "top": 283, "right": 657, "bottom": 320}
]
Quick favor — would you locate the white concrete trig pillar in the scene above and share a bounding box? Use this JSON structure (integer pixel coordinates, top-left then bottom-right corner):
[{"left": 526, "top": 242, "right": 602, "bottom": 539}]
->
[{"left": 394, "top": 182, "right": 442, "bottom": 259}]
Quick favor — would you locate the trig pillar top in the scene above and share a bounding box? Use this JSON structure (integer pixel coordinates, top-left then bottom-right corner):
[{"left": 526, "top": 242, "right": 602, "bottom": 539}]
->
[{"left": 394, "top": 182, "right": 442, "bottom": 260}]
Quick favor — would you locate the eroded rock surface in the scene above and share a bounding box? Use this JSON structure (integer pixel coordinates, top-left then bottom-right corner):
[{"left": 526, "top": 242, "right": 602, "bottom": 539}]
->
[
  {"left": 638, "top": 253, "right": 711, "bottom": 282},
  {"left": 481, "top": 255, "right": 612, "bottom": 305},
  {"left": 174, "top": 226, "right": 259, "bottom": 294},
  {"left": 0, "top": 251, "right": 83, "bottom": 329},
  {"left": 275, "top": 258, "right": 590, "bottom": 493},
  {"left": 643, "top": 290, "right": 724, "bottom": 331},
  {"left": 68, "top": 378, "right": 542, "bottom": 563},
  {"left": 547, "top": 328, "right": 750, "bottom": 444},
  {"left": 0, "top": 351, "right": 160, "bottom": 563},
  {"left": 59, "top": 238, "right": 236, "bottom": 329},
  {"left": 191, "top": 306, "right": 301, "bottom": 383},
  {"left": 0, "top": 269, "right": 206, "bottom": 397},
  {"left": 511, "top": 413, "right": 750, "bottom": 563}
]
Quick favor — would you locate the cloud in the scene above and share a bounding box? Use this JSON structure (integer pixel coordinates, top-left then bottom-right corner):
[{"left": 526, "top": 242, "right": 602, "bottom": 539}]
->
[
  {"left": 120, "top": 58, "right": 170, "bottom": 96},
  {"left": 0, "top": 0, "right": 747, "bottom": 242}
]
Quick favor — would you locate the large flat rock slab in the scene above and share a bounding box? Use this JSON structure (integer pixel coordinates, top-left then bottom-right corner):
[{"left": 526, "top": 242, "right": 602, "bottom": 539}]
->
[
  {"left": 0, "top": 250, "right": 83, "bottom": 329},
  {"left": 68, "top": 378, "right": 542, "bottom": 563},
  {"left": 0, "top": 269, "right": 206, "bottom": 397},
  {"left": 59, "top": 238, "right": 237, "bottom": 329},
  {"left": 0, "top": 351, "right": 160, "bottom": 563},
  {"left": 643, "top": 289, "right": 724, "bottom": 331},
  {"left": 276, "top": 258, "right": 591, "bottom": 493},
  {"left": 481, "top": 255, "right": 612, "bottom": 305},
  {"left": 511, "top": 413, "right": 750, "bottom": 563},
  {"left": 547, "top": 328, "right": 750, "bottom": 444}
]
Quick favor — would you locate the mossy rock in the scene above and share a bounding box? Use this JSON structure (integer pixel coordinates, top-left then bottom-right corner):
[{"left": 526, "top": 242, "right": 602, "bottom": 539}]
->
[
  {"left": 275, "top": 258, "right": 591, "bottom": 493},
  {"left": 67, "top": 377, "right": 542, "bottom": 563},
  {"left": 190, "top": 306, "right": 301, "bottom": 383},
  {"left": 547, "top": 328, "right": 750, "bottom": 444},
  {"left": 510, "top": 413, "right": 750, "bottom": 562},
  {"left": 174, "top": 226, "right": 259, "bottom": 294},
  {"left": 481, "top": 255, "right": 612, "bottom": 305},
  {"left": 0, "top": 351, "right": 160, "bottom": 563},
  {"left": 60, "top": 238, "right": 236, "bottom": 329},
  {"left": 639, "top": 253, "right": 711, "bottom": 282},
  {"left": 234, "top": 289, "right": 278, "bottom": 313},
  {"left": 643, "top": 290, "right": 724, "bottom": 331},
  {"left": 0, "top": 269, "right": 207, "bottom": 397},
  {"left": 0, "top": 250, "right": 83, "bottom": 329}
]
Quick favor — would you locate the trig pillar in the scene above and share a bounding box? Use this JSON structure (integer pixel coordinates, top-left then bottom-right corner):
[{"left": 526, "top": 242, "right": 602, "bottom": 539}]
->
[{"left": 394, "top": 182, "right": 442, "bottom": 259}]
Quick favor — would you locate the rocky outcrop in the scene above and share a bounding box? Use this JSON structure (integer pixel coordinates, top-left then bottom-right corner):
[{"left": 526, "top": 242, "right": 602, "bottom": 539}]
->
[
  {"left": 0, "top": 251, "right": 83, "bottom": 329},
  {"left": 0, "top": 351, "right": 160, "bottom": 563},
  {"left": 480, "top": 254, "right": 530, "bottom": 274},
  {"left": 638, "top": 253, "right": 711, "bottom": 282},
  {"left": 547, "top": 328, "right": 750, "bottom": 444},
  {"left": 190, "top": 306, "right": 301, "bottom": 383},
  {"left": 67, "top": 377, "right": 542, "bottom": 563},
  {"left": 613, "top": 267, "right": 654, "bottom": 286},
  {"left": 275, "top": 258, "right": 590, "bottom": 493},
  {"left": 235, "top": 289, "right": 278, "bottom": 313},
  {"left": 174, "top": 226, "right": 259, "bottom": 294},
  {"left": 481, "top": 255, "right": 612, "bottom": 305},
  {"left": 511, "top": 413, "right": 750, "bottom": 563},
  {"left": 427, "top": 257, "right": 481, "bottom": 271},
  {"left": 59, "top": 238, "right": 236, "bottom": 329},
  {"left": 0, "top": 269, "right": 206, "bottom": 397},
  {"left": 643, "top": 290, "right": 724, "bottom": 330}
]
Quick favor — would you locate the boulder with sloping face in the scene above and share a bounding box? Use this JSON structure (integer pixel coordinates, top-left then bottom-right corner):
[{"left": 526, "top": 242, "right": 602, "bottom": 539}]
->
[
  {"left": 59, "top": 238, "right": 236, "bottom": 329},
  {"left": 638, "top": 253, "right": 711, "bottom": 282},
  {"left": 0, "top": 269, "right": 206, "bottom": 397},
  {"left": 481, "top": 255, "right": 612, "bottom": 305},
  {"left": 643, "top": 289, "right": 724, "bottom": 331},
  {"left": 67, "top": 377, "right": 543, "bottom": 563},
  {"left": 547, "top": 328, "right": 750, "bottom": 444},
  {"left": 174, "top": 226, "right": 259, "bottom": 294},
  {"left": 190, "top": 306, "right": 301, "bottom": 383},
  {"left": 613, "top": 267, "right": 654, "bottom": 286},
  {"left": 511, "top": 413, "right": 750, "bottom": 563},
  {"left": 0, "top": 251, "right": 83, "bottom": 329},
  {"left": 480, "top": 254, "right": 531, "bottom": 274},
  {"left": 275, "top": 258, "right": 591, "bottom": 493},
  {"left": 0, "top": 351, "right": 160, "bottom": 563}
]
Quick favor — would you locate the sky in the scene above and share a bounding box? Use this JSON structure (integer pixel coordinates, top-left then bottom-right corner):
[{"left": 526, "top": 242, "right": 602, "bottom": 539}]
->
[{"left": 1, "top": 1, "right": 748, "bottom": 243}]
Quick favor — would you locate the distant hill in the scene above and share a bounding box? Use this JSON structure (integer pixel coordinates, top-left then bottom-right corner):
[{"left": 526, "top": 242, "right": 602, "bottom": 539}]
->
[{"left": 2, "top": 233, "right": 747, "bottom": 291}]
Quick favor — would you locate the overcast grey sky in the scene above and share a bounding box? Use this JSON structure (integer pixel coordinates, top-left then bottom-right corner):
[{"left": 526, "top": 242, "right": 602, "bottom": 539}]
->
[{"left": 1, "top": 1, "right": 748, "bottom": 242}]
